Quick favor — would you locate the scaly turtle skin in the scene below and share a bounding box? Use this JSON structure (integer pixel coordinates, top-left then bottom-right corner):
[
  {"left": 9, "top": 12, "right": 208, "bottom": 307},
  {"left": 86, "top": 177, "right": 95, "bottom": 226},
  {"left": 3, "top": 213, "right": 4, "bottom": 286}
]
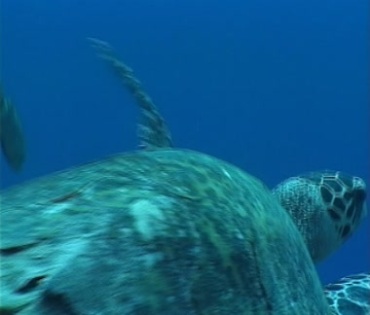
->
[
  {"left": 88, "top": 38, "right": 369, "bottom": 314},
  {"left": 273, "top": 171, "right": 367, "bottom": 263},
  {"left": 325, "top": 273, "right": 370, "bottom": 315}
]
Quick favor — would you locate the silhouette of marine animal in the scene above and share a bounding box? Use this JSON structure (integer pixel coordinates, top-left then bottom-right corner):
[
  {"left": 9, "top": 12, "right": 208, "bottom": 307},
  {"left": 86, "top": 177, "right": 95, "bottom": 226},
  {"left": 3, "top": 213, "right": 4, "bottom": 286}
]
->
[{"left": 0, "top": 87, "right": 26, "bottom": 171}]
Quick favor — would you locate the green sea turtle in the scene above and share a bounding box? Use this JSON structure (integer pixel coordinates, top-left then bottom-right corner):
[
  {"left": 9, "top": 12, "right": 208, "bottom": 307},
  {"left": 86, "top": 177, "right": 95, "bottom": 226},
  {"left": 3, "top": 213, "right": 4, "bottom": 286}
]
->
[
  {"left": 0, "top": 87, "right": 26, "bottom": 171},
  {"left": 88, "top": 38, "right": 370, "bottom": 314},
  {"left": 0, "top": 40, "right": 368, "bottom": 315}
]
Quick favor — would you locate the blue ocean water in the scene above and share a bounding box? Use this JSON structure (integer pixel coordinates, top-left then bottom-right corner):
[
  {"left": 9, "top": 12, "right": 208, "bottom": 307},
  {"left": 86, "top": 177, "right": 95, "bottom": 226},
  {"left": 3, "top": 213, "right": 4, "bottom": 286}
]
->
[{"left": 2, "top": 0, "right": 368, "bottom": 287}]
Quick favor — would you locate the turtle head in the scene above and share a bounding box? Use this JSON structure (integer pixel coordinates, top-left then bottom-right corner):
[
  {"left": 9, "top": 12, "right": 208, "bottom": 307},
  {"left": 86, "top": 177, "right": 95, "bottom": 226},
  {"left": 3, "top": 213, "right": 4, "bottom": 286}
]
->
[
  {"left": 318, "top": 172, "right": 367, "bottom": 240},
  {"left": 272, "top": 171, "right": 367, "bottom": 263}
]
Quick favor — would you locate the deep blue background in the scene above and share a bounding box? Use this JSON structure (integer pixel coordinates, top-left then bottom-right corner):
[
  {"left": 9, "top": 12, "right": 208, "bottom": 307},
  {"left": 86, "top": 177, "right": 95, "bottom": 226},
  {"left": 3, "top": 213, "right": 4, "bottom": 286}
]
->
[{"left": 2, "top": 0, "right": 369, "bottom": 285}]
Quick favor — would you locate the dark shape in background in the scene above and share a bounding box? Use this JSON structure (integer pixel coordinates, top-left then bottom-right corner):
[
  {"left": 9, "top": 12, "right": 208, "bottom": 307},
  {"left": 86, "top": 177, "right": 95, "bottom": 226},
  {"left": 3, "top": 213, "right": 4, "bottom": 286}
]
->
[{"left": 0, "top": 87, "right": 26, "bottom": 172}]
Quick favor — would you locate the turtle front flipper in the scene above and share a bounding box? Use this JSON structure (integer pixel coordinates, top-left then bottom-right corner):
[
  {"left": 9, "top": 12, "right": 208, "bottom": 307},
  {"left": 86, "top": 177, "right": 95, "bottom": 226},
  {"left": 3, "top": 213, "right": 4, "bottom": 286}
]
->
[
  {"left": 324, "top": 273, "right": 370, "bottom": 315},
  {"left": 0, "top": 87, "right": 26, "bottom": 172},
  {"left": 88, "top": 37, "right": 173, "bottom": 150}
]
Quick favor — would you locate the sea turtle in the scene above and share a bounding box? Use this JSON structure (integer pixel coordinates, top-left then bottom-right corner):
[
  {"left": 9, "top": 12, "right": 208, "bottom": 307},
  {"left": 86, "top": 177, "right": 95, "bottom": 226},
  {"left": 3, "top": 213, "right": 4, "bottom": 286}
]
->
[
  {"left": 0, "top": 87, "right": 26, "bottom": 171},
  {"left": 0, "top": 40, "right": 367, "bottom": 315},
  {"left": 88, "top": 38, "right": 370, "bottom": 314}
]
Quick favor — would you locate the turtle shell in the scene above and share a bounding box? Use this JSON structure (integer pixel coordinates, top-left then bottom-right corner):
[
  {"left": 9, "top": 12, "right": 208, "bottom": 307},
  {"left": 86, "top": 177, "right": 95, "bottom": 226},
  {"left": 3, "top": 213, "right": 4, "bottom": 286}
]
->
[{"left": 0, "top": 149, "right": 330, "bottom": 314}]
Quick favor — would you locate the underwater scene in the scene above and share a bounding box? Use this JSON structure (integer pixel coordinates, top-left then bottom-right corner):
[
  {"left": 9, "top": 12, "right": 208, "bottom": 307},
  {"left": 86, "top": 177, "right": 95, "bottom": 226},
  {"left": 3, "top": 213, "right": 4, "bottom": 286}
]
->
[{"left": 1, "top": 0, "right": 369, "bottom": 314}]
